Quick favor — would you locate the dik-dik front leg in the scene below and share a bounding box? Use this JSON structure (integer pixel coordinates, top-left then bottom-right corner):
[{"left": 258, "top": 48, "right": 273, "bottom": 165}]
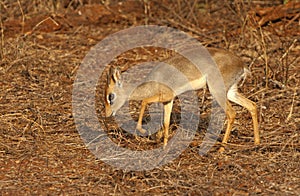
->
[
  {"left": 136, "top": 96, "right": 162, "bottom": 134},
  {"left": 162, "top": 100, "right": 174, "bottom": 147}
]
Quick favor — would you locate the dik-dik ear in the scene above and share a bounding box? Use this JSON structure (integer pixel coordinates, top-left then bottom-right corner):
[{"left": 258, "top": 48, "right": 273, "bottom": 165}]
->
[{"left": 108, "top": 66, "right": 122, "bottom": 86}]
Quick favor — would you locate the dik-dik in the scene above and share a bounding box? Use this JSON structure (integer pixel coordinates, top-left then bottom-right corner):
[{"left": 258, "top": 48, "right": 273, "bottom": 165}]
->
[{"left": 104, "top": 48, "right": 260, "bottom": 151}]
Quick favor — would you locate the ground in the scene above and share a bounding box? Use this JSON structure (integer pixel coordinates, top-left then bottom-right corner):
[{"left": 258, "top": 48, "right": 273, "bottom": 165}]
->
[{"left": 0, "top": 0, "right": 299, "bottom": 195}]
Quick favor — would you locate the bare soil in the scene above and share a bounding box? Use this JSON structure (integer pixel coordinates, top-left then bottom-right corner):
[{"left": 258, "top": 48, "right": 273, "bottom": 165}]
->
[{"left": 0, "top": 0, "right": 299, "bottom": 195}]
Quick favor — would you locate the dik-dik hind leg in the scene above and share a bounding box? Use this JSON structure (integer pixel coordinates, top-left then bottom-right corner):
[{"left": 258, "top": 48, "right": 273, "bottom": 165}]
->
[
  {"left": 227, "top": 85, "right": 260, "bottom": 144},
  {"left": 163, "top": 100, "right": 174, "bottom": 147},
  {"left": 219, "top": 101, "right": 236, "bottom": 152}
]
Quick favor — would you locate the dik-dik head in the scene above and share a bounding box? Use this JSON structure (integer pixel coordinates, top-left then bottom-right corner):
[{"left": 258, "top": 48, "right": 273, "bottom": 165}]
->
[{"left": 104, "top": 67, "right": 126, "bottom": 117}]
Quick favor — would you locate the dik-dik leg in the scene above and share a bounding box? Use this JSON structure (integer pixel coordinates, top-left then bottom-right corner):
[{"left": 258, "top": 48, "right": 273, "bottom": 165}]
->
[
  {"left": 162, "top": 100, "right": 174, "bottom": 147},
  {"left": 136, "top": 96, "right": 161, "bottom": 134},
  {"left": 227, "top": 85, "right": 260, "bottom": 144}
]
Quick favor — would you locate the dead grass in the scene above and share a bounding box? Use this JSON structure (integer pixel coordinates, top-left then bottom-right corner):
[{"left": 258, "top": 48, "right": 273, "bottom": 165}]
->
[{"left": 0, "top": 0, "right": 299, "bottom": 195}]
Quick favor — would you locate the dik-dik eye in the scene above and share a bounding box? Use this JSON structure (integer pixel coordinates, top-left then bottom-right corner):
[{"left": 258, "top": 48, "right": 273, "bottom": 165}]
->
[{"left": 107, "top": 93, "right": 116, "bottom": 105}]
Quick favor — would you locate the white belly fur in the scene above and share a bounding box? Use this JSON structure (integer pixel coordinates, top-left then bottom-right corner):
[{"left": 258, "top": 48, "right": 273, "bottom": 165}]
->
[{"left": 175, "top": 75, "right": 207, "bottom": 95}]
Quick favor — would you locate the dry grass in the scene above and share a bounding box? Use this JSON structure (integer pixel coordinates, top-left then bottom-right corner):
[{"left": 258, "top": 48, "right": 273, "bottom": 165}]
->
[{"left": 0, "top": 0, "right": 299, "bottom": 195}]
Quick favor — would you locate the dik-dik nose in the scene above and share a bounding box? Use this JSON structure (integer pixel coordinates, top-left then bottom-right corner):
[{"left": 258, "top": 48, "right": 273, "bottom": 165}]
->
[{"left": 105, "top": 104, "right": 113, "bottom": 117}]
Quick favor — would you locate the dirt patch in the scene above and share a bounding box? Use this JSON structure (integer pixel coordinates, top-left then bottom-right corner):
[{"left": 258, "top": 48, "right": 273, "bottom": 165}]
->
[{"left": 1, "top": 0, "right": 299, "bottom": 195}]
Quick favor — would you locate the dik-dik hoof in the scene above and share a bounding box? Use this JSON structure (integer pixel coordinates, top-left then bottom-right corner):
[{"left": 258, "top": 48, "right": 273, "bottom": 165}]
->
[{"left": 136, "top": 125, "right": 147, "bottom": 134}]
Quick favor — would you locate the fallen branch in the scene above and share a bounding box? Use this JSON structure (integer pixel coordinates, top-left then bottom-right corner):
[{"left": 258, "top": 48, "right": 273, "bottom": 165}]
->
[{"left": 251, "top": 2, "right": 300, "bottom": 26}]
